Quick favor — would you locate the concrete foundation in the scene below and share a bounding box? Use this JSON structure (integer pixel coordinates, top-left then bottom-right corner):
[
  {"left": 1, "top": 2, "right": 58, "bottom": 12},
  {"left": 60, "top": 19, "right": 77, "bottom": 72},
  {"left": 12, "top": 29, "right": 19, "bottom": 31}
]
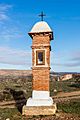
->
[{"left": 22, "top": 103, "right": 57, "bottom": 116}]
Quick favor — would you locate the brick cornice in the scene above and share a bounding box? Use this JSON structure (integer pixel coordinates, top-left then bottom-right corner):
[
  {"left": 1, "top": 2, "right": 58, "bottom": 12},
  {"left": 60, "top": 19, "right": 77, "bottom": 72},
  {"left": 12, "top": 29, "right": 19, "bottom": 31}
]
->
[
  {"left": 32, "top": 66, "right": 51, "bottom": 70},
  {"left": 31, "top": 44, "right": 50, "bottom": 49},
  {"left": 28, "top": 32, "right": 53, "bottom": 40}
]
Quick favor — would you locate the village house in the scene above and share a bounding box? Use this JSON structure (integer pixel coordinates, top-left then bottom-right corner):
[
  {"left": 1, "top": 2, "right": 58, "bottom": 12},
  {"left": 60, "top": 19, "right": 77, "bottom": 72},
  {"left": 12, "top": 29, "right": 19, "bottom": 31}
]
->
[{"left": 61, "top": 74, "right": 73, "bottom": 81}]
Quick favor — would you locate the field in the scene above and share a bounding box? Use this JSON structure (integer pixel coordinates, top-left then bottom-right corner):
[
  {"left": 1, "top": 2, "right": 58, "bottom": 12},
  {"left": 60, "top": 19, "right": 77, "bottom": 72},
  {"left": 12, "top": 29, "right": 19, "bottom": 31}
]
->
[
  {"left": 0, "top": 99, "right": 80, "bottom": 120},
  {"left": 0, "top": 71, "right": 80, "bottom": 120}
]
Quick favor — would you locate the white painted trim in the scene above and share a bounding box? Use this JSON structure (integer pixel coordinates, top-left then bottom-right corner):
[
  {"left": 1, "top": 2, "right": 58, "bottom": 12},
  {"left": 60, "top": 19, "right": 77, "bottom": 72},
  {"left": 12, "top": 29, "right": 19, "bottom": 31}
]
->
[
  {"left": 32, "top": 44, "right": 50, "bottom": 47},
  {"left": 34, "top": 48, "right": 48, "bottom": 67},
  {"left": 32, "top": 90, "right": 49, "bottom": 99}
]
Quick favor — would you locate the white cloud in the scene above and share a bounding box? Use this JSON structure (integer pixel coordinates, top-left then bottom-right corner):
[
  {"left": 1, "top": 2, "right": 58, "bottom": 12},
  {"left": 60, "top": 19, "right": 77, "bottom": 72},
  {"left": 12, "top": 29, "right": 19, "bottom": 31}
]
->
[
  {"left": 0, "top": 4, "right": 12, "bottom": 21},
  {"left": 0, "top": 26, "right": 23, "bottom": 42},
  {"left": 0, "top": 47, "right": 80, "bottom": 71},
  {"left": 51, "top": 50, "right": 80, "bottom": 71},
  {"left": 0, "top": 47, "right": 32, "bottom": 67},
  {"left": 0, "top": 13, "right": 9, "bottom": 20},
  {"left": 0, "top": 4, "right": 12, "bottom": 11},
  {"left": 52, "top": 62, "right": 80, "bottom": 68},
  {"left": 70, "top": 51, "right": 80, "bottom": 62}
]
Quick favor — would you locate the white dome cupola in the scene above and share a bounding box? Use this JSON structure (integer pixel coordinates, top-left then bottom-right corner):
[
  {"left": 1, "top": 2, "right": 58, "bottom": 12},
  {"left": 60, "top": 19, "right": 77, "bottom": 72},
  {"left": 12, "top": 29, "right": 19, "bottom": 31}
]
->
[
  {"left": 30, "top": 21, "right": 52, "bottom": 33},
  {"left": 29, "top": 21, "right": 53, "bottom": 40}
]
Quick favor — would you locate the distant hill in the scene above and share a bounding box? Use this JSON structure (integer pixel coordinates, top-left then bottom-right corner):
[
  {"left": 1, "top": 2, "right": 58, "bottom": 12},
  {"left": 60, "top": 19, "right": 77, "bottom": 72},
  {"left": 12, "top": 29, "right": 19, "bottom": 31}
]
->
[
  {"left": 0, "top": 69, "right": 32, "bottom": 76},
  {"left": 50, "top": 71, "right": 79, "bottom": 75},
  {"left": 0, "top": 69, "right": 79, "bottom": 76}
]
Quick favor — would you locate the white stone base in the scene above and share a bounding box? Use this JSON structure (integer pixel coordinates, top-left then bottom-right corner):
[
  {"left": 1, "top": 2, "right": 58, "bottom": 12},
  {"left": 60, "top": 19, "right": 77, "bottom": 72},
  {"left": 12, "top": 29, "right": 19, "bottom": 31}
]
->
[
  {"left": 27, "top": 97, "right": 53, "bottom": 106},
  {"left": 26, "top": 90, "right": 53, "bottom": 106}
]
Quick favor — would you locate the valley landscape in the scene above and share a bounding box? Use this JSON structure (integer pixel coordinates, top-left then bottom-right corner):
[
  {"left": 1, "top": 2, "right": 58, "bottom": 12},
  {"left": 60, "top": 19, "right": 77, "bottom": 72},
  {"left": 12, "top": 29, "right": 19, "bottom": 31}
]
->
[{"left": 0, "top": 70, "right": 80, "bottom": 120}]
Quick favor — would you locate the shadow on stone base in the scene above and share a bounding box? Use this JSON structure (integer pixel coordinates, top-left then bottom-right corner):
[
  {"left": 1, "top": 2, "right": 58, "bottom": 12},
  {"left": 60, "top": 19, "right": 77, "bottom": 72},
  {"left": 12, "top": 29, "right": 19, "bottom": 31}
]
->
[{"left": 22, "top": 104, "right": 57, "bottom": 116}]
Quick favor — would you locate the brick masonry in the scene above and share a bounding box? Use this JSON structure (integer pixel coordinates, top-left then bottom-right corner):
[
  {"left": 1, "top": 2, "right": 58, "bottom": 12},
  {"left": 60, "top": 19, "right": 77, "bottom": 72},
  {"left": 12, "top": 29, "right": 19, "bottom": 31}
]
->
[
  {"left": 32, "top": 34, "right": 50, "bottom": 45},
  {"left": 31, "top": 33, "right": 51, "bottom": 91},
  {"left": 32, "top": 68, "right": 50, "bottom": 91}
]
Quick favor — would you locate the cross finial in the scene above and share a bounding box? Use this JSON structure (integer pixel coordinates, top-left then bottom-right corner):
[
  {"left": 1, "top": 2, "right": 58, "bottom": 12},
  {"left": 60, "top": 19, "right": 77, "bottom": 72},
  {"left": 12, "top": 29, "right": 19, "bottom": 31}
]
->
[{"left": 39, "top": 12, "right": 46, "bottom": 21}]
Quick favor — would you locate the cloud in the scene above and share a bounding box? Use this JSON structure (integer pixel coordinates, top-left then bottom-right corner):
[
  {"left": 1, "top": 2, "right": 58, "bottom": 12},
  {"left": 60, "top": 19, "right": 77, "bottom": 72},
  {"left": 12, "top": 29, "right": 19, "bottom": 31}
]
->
[
  {"left": 0, "top": 4, "right": 21, "bottom": 42},
  {"left": 0, "top": 4, "right": 12, "bottom": 11},
  {"left": 70, "top": 51, "right": 80, "bottom": 62},
  {"left": 0, "top": 13, "right": 9, "bottom": 20},
  {"left": 0, "top": 4, "right": 12, "bottom": 21},
  {"left": 0, "top": 47, "right": 31, "bottom": 67},
  {"left": 53, "top": 62, "right": 80, "bottom": 67},
  {"left": 51, "top": 50, "right": 80, "bottom": 68},
  {"left": 0, "top": 26, "right": 23, "bottom": 42}
]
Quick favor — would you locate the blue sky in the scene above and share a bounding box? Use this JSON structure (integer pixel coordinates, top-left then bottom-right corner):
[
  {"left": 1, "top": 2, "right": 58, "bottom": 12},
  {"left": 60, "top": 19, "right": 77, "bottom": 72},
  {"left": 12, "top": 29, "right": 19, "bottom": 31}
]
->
[{"left": 0, "top": 0, "right": 80, "bottom": 72}]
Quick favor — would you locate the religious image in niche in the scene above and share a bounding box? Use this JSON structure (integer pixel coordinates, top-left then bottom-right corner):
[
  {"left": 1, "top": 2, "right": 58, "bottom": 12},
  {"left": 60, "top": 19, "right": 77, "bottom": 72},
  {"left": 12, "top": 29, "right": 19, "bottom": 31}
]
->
[
  {"left": 36, "top": 50, "right": 45, "bottom": 65},
  {"left": 38, "top": 52, "right": 43, "bottom": 64}
]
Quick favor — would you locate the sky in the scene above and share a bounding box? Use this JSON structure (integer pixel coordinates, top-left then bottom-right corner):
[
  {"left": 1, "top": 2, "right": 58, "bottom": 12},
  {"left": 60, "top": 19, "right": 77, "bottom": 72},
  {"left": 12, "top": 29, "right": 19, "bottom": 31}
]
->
[{"left": 0, "top": 0, "right": 80, "bottom": 72}]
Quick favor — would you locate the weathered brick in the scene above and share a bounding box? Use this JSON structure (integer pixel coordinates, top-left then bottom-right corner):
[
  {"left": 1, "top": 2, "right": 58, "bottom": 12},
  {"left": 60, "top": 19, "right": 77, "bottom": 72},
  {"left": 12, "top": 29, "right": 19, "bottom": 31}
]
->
[{"left": 31, "top": 33, "right": 51, "bottom": 91}]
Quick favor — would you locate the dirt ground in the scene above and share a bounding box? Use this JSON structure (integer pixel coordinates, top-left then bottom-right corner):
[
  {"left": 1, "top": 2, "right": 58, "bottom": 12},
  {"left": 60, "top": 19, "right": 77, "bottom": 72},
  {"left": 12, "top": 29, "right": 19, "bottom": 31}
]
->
[{"left": 25, "top": 112, "right": 80, "bottom": 120}]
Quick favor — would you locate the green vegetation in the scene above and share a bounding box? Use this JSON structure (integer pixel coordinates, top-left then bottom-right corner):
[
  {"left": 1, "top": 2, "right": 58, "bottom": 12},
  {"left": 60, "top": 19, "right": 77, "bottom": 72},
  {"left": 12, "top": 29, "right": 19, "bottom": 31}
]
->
[
  {"left": 0, "top": 108, "right": 27, "bottom": 120},
  {"left": 0, "top": 75, "right": 80, "bottom": 101},
  {"left": 57, "top": 99, "right": 80, "bottom": 116},
  {"left": 0, "top": 74, "right": 80, "bottom": 119},
  {"left": 0, "top": 99, "right": 80, "bottom": 120},
  {"left": 50, "top": 78, "right": 80, "bottom": 96},
  {"left": 0, "top": 75, "right": 32, "bottom": 101},
  {"left": 0, "top": 108, "right": 50, "bottom": 120}
]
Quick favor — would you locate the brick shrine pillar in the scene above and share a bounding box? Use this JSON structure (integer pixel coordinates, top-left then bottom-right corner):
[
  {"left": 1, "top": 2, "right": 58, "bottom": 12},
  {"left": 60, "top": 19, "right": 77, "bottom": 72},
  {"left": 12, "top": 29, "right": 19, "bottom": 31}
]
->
[{"left": 22, "top": 20, "right": 57, "bottom": 116}]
